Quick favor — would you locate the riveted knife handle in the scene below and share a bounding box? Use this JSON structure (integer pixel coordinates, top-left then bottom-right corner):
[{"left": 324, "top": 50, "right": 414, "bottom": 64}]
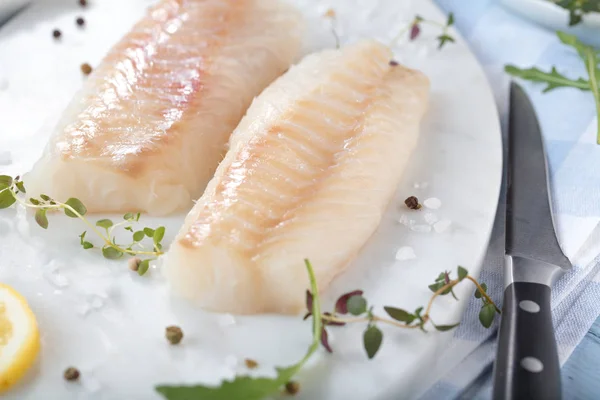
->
[{"left": 492, "top": 280, "right": 561, "bottom": 400}]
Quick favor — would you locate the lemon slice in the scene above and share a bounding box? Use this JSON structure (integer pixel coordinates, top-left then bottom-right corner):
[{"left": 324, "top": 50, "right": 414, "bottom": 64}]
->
[{"left": 0, "top": 284, "right": 40, "bottom": 393}]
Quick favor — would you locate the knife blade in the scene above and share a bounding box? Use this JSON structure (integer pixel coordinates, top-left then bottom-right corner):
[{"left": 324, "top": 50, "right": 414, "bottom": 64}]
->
[{"left": 492, "top": 82, "right": 572, "bottom": 400}]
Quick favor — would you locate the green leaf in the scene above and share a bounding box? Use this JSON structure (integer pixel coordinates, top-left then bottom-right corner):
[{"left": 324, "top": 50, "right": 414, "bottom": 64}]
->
[
  {"left": 383, "top": 306, "right": 416, "bottom": 324},
  {"left": 15, "top": 181, "right": 26, "bottom": 194},
  {"left": 124, "top": 226, "right": 133, "bottom": 232},
  {"left": 102, "top": 246, "right": 123, "bottom": 260},
  {"left": 29, "top": 198, "right": 40, "bottom": 205},
  {"left": 155, "top": 258, "right": 324, "bottom": 400},
  {"left": 347, "top": 295, "right": 367, "bottom": 316},
  {"left": 504, "top": 65, "right": 590, "bottom": 92},
  {"left": 414, "top": 306, "right": 424, "bottom": 318},
  {"left": 35, "top": 209, "right": 48, "bottom": 229},
  {"left": 363, "top": 325, "right": 383, "bottom": 359},
  {"left": 96, "top": 219, "right": 113, "bottom": 229},
  {"left": 135, "top": 212, "right": 141, "bottom": 221},
  {"left": 474, "top": 283, "right": 488, "bottom": 299},
  {"left": 82, "top": 242, "right": 94, "bottom": 250},
  {"left": 0, "top": 176, "right": 12, "bottom": 190},
  {"left": 79, "top": 231, "right": 86, "bottom": 244},
  {"left": 434, "top": 322, "right": 460, "bottom": 332},
  {"left": 156, "top": 243, "right": 163, "bottom": 251},
  {"left": 40, "top": 194, "right": 50, "bottom": 201},
  {"left": 457, "top": 266, "right": 468, "bottom": 281},
  {"left": 144, "top": 227, "right": 155, "bottom": 237},
  {"left": 153, "top": 226, "right": 165, "bottom": 244},
  {"left": 133, "top": 231, "right": 145, "bottom": 242},
  {"left": 437, "top": 34, "right": 455, "bottom": 49},
  {"left": 435, "top": 272, "right": 446, "bottom": 282},
  {"left": 64, "top": 198, "right": 87, "bottom": 217},
  {"left": 446, "top": 12, "right": 454, "bottom": 26},
  {"left": 479, "top": 303, "right": 497, "bottom": 328},
  {"left": 123, "top": 212, "right": 134, "bottom": 221},
  {"left": 0, "top": 189, "right": 16, "bottom": 209},
  {"left": 428, "top": 282, "right": 443, "bottom": 293},
  {"left": 138, "top": 259, "right": 150, "bottom": 276}
]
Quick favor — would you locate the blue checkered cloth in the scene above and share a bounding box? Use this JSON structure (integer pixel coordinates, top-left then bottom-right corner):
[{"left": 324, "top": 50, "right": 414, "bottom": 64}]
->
[{"left": 421, "top": 1, "right": 600, "bottom": 398}]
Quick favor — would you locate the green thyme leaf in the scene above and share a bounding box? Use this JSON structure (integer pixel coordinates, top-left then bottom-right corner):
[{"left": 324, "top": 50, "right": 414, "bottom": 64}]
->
[
  {"left": 79, "top": 231, "right": 86, "bottom": 245},
  {"left": 64, "top": 198, "right": 87, "bottom": 217},
  {"left": 437, "top": 34, "right": 455, "bottom": 49},
  {"left": 40, "top": 194, "right": 50, "bottom": 201},
  {"left": 0, "top": 189, "right": 16, "bottom": 209},
  {"left": 135, "top": 212, "right": 141, "bottom": 221},
  {"left": 82, "top": 242, "right": 94, "bottom": 250},
  {"left": 479, "top": 303, "right": 496, "bottom": 328},
  {"left": 434, "top": 322, "right": 460, "bottom": 332},
  {"left": 0, "top": 176, "right": 12, "bottom": 190},
  {"left": 15, "top": 181, "right": 26, "bottom": 193},
  {"left": 414, "top": 306, "right": 424, "bottom": 318},
  {"left": 123, "top": 212, "right": 134, "bottom": 221},
  {"left": 29, "top": 198, "right": 40, "bottom": 205},
  {"left": 138, "top": 259, "right": 150, "bottom": 276},
  {"left": 144, "top": 227, "right": 155, "bottom": 237},
  {"left": 96, "top": 219, "right": 113, "bottom": 229},
  {"left": 124, "top": 226, "right": 133, "bottom": 232},
  {"left": 102, "top": 246, "right": 123, "bottom": 260},
  {"left": 35, "top": 209, "right": 49, "bottom": 229},
  {"left": 428, "top": 282, "right": 444, "bottom": 293},
  {"left": 457, "top": 266, "right": 468, "bottom": 281},
  {"left": 347, "top": 295, "right": 367, "bottom": 316},
  {"left": 446, "top": 12, "right": 454, "bottom": 26},
  {"left": 383, "top": 306, "right": 416, "bottom": 324},
  {"left": 363, "top": 325, "right": 383, "bottom": 359},
  {"left": 153, "top": 226, "right": 165, "bottom": 244},
  {"left": 474, "top": 283, "right": 488, "bottom": 299},
  {"left": 155, "top": 259, "right": 323, "bottom": 400},
  {"left": 133, "top": 231, "right": 145, "bottom": 242}
]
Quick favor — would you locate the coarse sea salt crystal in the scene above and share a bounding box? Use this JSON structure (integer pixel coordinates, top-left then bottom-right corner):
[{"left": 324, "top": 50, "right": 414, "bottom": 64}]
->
[
  {"left": 423, "top": 212, "right": 438, "bottom": 225},
  {"left": 219, "top": 313, "right": 236, "bottom": 327},
  {"left": 395, "top": 246, "right": 416, "bottom": 261},
  {"left": 434, "top": 219, "right": 452, "bottom": 233},
  {"left": 410, "top": 224, "right": 431, "bottom": 233},
  {"left": 423, "top": 197, "right": 442, "bottom": 210}
]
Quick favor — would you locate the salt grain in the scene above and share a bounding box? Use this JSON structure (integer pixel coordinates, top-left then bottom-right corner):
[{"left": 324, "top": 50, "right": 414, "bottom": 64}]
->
[
  {"left": 395, "top": 246, "right": 416, "bottom": 261},
  {"left": 434, "top": 219, "right": 452, "bottom": 233},
  {"left": 423, "top": 212, "right": 438, "bottom": 225},
  {"left": 410, "top": 224, "right": 431, "bottom": 233},
  {"left": 423, "top": 197, "right": 442, "bottom": 210},
  {"left": 219, "top": 313, "right": 236, "bottom": 327}
]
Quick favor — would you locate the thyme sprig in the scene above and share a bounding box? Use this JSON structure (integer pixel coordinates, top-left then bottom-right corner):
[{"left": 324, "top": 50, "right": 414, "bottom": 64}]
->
[
  {"left": 0, "top": 175, "right": 164, "bottom": 274},
  {"left": 390, "top": 12, "right": 455, "bottom": 49}
]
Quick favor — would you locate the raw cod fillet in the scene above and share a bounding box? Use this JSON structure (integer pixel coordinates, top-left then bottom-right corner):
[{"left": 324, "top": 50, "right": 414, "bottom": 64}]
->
[
  {"left": 165, "top": 40, "right": 430, "bottom": 314},
  {"left": 25, "top": 0, "right": 303, "bottom": 216}
]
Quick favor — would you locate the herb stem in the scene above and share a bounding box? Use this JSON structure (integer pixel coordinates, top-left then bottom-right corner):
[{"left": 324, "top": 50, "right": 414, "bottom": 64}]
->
[
  {"left": 321, "top": 313, "right": 420, "bottom": 329},
  {"left": 584, "top": 48, "right": 600, "bottom": 144},
  {"left": 467, "top": 276, "right": 501, "bottom": 313},
  {"left": 424, "top": 279, "right": 458, "bottom": 320}
]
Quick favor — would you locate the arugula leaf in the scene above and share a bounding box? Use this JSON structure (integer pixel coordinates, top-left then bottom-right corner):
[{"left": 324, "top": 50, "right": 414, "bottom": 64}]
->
[
  {"left": 504, "top": 65, "right": 590, "bottom": 92},
  {"left": 155, "top": 259, "right": 323, "bottom": 400},
  {"left": 505, "top": 31, "right": 600, "bottom": 144},
  {"left": 553, "top": 0, "right": 600, "bottom": 26}
]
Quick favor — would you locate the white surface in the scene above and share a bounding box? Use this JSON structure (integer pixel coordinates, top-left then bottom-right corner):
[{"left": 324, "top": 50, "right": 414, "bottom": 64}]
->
[
  {"left": 501, "top": 0, "right": 600, "bottom": 47},
  {"left": 0, "top": 0, "right": 502, "bottom": 399}
]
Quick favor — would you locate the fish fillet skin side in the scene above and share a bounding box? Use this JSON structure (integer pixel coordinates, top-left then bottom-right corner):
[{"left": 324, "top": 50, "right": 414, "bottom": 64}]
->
[
  {"left": 24, "top": 0, "right": 303, "bottom": 216},
  {"left": 165, "top": 40, "right": 430, "bottom": 314}
]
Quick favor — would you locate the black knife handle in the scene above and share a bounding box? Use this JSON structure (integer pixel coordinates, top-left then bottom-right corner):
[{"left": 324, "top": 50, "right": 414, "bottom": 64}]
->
[{"left": 492, "top": 282, "right": 561, "bottom": 400}]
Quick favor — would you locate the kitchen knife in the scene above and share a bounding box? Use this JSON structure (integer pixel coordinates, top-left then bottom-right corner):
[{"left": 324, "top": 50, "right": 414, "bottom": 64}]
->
[{"left": 492, "top": 82, "right": 572, "bottom": 400}]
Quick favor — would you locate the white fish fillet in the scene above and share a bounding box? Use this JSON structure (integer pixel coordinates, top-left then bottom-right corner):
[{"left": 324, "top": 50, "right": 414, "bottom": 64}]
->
[
  {"left": 25, "top": 0, "right": 303, "bottom": 216},
  {"left": 165, "top": 39, "right": 430, "bottom": 314}
]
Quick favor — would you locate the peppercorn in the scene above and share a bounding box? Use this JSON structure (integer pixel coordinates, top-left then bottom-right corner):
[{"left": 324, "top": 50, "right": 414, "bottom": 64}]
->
[
  {"left": 52, "top": 29, "right": 61, "bottom": 39},
  {"left": 128, "top": 257, "right": 141, "bottom": 272},
  {"left": 80, "top": 63, "right": 93, "bottom": 75},
  {"left": 79, "top": 0, "right": 88, "bottom": 7},
  {"left": 404, "top": 196, "right": 421, "bottom": 210},
  {"left": 165, "top": 326, "right": 183, "bottom": 345},
  {"left": 284, "top": 381, "right": 300, "bottom": 395},
  {"left": 389, "top": 60, "right": 399, "bottom": 66},
  {"left": 76, "top": 17, "right": 85, "bottom": 27},
  {"left": 63, "top": 367, "right": 80, "bottom": 381},
  {"left": 244, "top": 358, "right": 258, "bottom": 369}
]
